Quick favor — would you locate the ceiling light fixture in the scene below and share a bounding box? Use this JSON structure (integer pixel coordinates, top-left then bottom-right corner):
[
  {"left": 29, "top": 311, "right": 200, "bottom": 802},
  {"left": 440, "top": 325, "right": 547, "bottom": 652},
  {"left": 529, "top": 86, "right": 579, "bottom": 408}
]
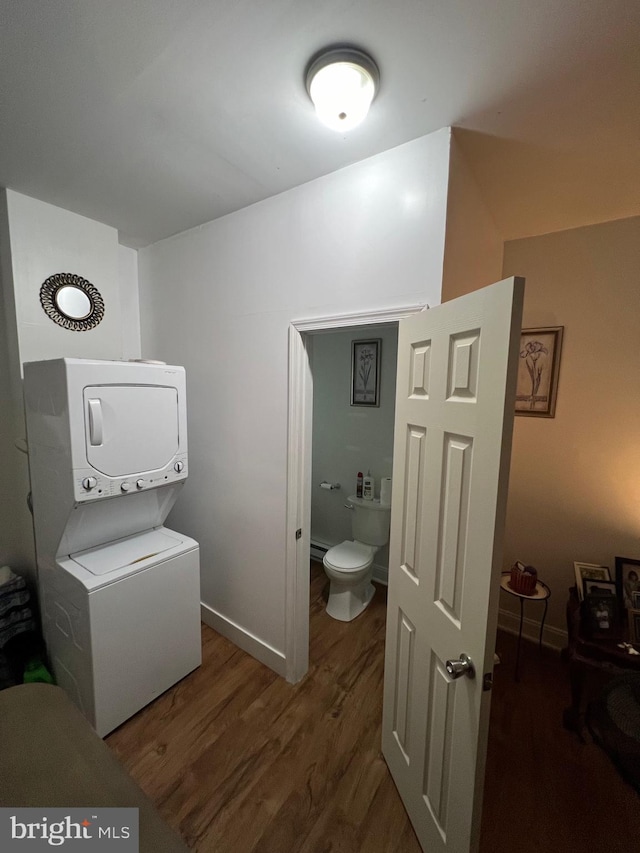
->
[{"left": 305, "top": 47, "right": 379, "bottom": 132}]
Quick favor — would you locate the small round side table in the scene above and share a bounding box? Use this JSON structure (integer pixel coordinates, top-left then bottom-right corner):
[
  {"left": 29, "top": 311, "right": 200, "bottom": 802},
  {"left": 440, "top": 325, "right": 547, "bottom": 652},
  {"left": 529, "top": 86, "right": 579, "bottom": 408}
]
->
[{"left": 500, "top": 572, "right": 551, "bottom": 681}]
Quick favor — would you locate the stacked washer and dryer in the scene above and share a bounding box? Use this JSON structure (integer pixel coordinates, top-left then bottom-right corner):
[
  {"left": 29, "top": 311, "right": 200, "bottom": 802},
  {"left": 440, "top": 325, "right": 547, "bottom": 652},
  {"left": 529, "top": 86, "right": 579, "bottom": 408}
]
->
[{"left": 23, "top": 358, "right": 202, "bottom": 737}]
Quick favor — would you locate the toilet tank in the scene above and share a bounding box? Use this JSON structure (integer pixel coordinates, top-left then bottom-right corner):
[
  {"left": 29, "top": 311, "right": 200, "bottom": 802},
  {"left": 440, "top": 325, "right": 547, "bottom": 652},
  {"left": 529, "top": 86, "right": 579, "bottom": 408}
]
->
[{"left": 348, "top": 495, "right": 391, "bottom": 546}]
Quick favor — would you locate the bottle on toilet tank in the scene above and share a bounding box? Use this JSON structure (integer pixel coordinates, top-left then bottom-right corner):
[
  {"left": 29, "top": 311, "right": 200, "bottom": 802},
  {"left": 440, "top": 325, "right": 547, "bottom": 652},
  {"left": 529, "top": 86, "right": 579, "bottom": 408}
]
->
[
  {"left": 363, "top": 471, "right": 374, "bottom": 501},
  {"left": 356, "top": 471, "right": 363, "bottom": 499}
]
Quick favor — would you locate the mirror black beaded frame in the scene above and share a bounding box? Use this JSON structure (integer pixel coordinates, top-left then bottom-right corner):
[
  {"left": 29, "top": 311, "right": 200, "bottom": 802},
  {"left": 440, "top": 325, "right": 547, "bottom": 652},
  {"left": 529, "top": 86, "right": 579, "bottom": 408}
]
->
[{"left": 39, "top": 272, "right": 105, "bottom": 331}]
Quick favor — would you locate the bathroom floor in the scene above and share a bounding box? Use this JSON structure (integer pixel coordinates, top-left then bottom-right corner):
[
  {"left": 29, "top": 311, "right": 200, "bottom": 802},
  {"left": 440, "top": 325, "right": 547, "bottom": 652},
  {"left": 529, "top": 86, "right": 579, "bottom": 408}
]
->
[{"left": 107, "top": 561, "right": 640, "bottom": 852}]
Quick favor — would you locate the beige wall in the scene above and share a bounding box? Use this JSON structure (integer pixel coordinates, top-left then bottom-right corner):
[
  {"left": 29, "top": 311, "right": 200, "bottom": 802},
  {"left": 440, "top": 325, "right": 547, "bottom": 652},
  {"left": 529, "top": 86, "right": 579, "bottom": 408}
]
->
[
  {"left": 501, "top": 216, "right": 640, "bottom": 638},
  {"left": 441, "top": 130, "right": 503, "bottom": 302}
]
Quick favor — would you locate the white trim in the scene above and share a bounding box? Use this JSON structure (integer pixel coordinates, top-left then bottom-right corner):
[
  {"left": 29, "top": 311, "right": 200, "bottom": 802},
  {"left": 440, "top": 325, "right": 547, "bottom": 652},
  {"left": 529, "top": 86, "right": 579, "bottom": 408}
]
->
[
  {"left": 284, "top": 328, "right": 312, "bottom": 683},
  {"left": 372, "top": 563, "right": 389, "bottom": 586},
  {"left": 497, "top": 607, "right": 567, "bottom": 652},
  {"left": 285, "top": 303, "right": 425, "bottom": 684},
  {"left": 201, "top": 602, "right": 287, "bottom": 677},
  {"left": 292, "top": 304, "right": 427, "bottom": 332}
]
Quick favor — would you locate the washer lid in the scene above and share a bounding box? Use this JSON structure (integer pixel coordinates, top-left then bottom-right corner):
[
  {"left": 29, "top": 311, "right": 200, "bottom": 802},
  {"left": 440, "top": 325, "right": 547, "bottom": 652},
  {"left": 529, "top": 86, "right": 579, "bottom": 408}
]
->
[
  {"left": 324, "top": 541, "right": 375, "bottom": 571},
  {"left": 70, "top": 528, "right": 184, "bottom": 575}
]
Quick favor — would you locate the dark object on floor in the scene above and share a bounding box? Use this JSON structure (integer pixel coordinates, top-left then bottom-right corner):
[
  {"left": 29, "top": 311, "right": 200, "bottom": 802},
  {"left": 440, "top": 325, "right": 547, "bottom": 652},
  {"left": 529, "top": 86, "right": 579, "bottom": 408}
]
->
[
  {"left": 586, "top": 672, "right": 640, "bottom": 795},
  {"left": 0, "top": 683, "right": 188, "bottom": 852}
]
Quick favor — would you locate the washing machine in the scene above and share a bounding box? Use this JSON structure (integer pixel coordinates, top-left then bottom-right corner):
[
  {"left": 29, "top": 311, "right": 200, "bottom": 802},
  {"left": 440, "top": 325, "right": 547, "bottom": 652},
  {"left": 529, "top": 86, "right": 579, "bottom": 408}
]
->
[{"left": 24, "top": 358, "right": 202, "bottom": 736}]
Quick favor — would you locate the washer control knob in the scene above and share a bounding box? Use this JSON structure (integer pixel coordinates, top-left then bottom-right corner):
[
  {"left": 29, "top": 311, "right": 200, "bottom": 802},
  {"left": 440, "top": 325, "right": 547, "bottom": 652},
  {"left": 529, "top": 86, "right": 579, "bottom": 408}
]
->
[
  {"left": 121, "top": 482, "right": 131, "bottom": 493},
  {"left": 82, "top": 477, "right": 97, "bottom": 491},
  {"left": 136, "top": 479, "right": 145, "bottom": 489},
  {"left": 174, "top": 461, "right": 184, "bottom": 473}
]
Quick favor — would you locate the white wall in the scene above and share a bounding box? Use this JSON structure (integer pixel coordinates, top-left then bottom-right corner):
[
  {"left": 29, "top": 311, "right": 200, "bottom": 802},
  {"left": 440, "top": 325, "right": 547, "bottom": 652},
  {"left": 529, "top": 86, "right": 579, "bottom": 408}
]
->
[
  {"left": 0, "top": 189, "right": 140, "bottom": 580},
  {"left": 501, "top": 216, "right": 640, "bottom": 640},
  {"left": 5, "top": 190, "right": 140, "bottom": 367},
  {"left": 138, "top": 129, "right": 452, "bottom": 670},
  {"left": 311, "top": 324, "right": 398, "bottom": 579},
  {"left": 441, "top": 130, "right": 503, "bottom": 302},
  {"left": 0, "top": 195, "right": 33, "bottom": 574}
]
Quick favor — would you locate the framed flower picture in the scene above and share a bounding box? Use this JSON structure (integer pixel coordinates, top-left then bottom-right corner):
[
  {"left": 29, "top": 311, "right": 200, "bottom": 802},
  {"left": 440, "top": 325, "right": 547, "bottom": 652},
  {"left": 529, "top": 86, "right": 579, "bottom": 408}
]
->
[
  {"left": 351, "top": 339, "right": 381, "bottom": 407},
  {"left": 515, "top": 326, "right": 563, "bottom": 417}
]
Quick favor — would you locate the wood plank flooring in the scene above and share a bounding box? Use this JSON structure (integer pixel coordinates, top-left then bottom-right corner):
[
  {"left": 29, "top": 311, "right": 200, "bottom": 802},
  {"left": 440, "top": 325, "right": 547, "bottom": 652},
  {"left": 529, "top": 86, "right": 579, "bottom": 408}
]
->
[{"left": 107, "top": 563, "right": 640, "bottom": 852}]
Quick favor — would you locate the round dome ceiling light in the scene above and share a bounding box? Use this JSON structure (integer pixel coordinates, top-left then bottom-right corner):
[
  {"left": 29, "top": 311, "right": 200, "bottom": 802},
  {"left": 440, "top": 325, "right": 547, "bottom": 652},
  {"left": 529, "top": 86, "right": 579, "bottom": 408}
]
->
[{"left": 305, "top": 47, "right": 379, "bottom": 132}]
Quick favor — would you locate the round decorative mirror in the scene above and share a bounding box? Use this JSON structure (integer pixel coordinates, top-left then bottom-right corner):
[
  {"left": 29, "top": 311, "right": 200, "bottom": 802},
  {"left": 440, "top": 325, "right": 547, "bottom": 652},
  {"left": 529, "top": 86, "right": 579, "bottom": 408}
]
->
[{"left": 39, "top": 273, "right": 105, "bottom": 331}]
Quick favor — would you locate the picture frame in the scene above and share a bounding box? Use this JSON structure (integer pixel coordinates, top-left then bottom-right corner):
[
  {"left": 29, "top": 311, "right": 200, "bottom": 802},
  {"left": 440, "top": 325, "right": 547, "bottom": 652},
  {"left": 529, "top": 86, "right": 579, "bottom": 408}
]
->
[
  {"left": 628, "top": 609, "right": 640, "bottom": 644},
  {"left": 582, "top": 593, "right": 621, "bottom": 640},
  {"left": 515, "top": 326, "right": 563, "bottom": 417},
  {"left": 574, "top": 562, "right": 611, "bottom": 601},
  {"left": 582, "top": 579, "right": 617, "bottom": 600},
  {"left": 632, "top": 592, "right": 640, "bottom": 609},
  {"left": 615, "top": 556, "right": 640, "bottom": 610},
  {"left": 351, "top": 339, "right": 381, "bottom": 407}
]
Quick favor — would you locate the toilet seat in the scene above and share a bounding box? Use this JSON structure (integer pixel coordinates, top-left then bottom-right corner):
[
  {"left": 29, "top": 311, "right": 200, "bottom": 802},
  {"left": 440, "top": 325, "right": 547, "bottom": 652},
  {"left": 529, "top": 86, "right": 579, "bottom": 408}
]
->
[{"left": 323, "top": 540, "right": 375, "bottom": 572}]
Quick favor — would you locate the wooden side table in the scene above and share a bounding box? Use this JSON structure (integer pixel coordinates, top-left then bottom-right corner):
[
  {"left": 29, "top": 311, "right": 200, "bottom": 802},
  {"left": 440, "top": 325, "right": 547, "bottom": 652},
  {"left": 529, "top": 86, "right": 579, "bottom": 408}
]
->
[
  {"left": 563, "top": 586, "right": 640, "bottom": 736},
  {"left": 500, "top": 572, "right": 550, "bottom": 681}
]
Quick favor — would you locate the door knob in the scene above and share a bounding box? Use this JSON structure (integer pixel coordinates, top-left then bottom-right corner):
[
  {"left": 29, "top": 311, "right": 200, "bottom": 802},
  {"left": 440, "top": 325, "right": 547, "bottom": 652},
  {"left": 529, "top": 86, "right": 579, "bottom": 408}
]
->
[{"left": 445, "top": 653, "right": 475, "bottom": 680}]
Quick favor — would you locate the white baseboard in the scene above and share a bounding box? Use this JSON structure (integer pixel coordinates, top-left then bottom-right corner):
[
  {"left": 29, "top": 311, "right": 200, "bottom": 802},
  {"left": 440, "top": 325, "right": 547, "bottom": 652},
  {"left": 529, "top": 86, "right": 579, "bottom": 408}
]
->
[
  {"left": 200, "top": 602, "right": 286, "bottom": 677},
  {"left": 497, "top": 606, "right": 567, "bottom": 652},
  {"left": 310, "top": 540, "right": 330, "bottom": 563},
  {"left": 372, "top": 563, "right": 388, "bottom": 586}
]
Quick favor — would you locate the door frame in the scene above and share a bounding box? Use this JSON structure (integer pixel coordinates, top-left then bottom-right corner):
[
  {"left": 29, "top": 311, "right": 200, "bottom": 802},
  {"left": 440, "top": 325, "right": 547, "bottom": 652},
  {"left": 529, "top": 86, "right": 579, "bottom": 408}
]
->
[{"left": 284, "top": 303, "right": 427, "bottom": 683}]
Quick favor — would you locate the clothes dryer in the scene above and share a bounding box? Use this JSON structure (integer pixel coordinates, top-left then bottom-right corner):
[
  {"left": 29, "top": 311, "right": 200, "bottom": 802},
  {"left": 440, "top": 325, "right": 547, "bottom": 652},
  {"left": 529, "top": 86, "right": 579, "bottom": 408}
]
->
[{"left": 24, "top": 359, "right": 201, "bottom": 735}]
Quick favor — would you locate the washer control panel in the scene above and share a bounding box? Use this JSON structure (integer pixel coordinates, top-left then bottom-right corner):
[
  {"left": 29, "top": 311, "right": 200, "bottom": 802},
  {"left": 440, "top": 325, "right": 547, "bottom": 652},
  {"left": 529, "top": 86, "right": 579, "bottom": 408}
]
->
[{"left": 74, "top": 453, "right": 188, "bottom": 502}]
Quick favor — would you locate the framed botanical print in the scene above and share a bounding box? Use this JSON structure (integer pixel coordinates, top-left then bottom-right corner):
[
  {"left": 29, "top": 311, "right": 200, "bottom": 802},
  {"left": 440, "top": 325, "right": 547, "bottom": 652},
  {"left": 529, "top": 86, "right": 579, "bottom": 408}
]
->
[
  {"left": 515, "top": 326, "right": 563, "bottom": 417},
  {"left": 351, "top": 339, "right": 381, "bottom": 407}
]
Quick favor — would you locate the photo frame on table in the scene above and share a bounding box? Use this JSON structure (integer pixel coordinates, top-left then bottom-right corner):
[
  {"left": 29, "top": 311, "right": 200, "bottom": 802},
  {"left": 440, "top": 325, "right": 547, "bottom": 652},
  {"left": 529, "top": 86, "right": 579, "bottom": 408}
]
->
[
  {"left": 582, "top": 579, "right": 617, "bottom": 600},
  {"left": 351, "top": 339, "right": 381, "bottom": 407},
  {"left": 582, "top": 593, "right": 621, "bottom": 640},
  {"left": 574, "top": 561, "right": 611, "bottom": 601},
  {"left": 515, "top": 326, "right": 563, "bottom": 417},
  {"left": 628, "top": 610, "right": 640, "bottom": 644},
  {"left": 615, "top": 556, "right": 640, "bottom": 610}
]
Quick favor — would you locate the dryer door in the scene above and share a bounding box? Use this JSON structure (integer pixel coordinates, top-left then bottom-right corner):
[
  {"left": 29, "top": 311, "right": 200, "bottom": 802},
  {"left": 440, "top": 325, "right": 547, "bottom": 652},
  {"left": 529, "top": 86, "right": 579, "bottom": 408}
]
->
[{"left": 83, "top": 385, "right": 179, "bottom": 476}]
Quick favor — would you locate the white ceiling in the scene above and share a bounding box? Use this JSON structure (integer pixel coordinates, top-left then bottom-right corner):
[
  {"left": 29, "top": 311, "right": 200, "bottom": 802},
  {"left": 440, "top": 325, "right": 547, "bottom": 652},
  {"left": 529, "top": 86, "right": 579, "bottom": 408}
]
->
[{"left": 1, "top": 0, "right": 639, "bottom": 248}]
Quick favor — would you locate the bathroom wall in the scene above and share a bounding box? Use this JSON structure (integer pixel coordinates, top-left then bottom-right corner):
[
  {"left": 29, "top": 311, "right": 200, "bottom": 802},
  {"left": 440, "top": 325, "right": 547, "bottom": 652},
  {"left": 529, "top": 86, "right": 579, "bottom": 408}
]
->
[
  {"left": 0, "top": 189, "right": 141, "bottom": 580},
  {"left": 311, "top": 324, "right": 398, "bottom": 582},
  {"left": 138, "top": 129, "right": 452, "bottom": 674}
]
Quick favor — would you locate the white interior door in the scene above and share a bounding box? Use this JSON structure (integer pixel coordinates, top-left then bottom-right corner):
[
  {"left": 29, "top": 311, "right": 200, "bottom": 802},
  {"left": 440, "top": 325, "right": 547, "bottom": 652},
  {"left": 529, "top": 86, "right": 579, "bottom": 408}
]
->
[{"left": 382, "top": 277, "right": 524, "bottom": 853}]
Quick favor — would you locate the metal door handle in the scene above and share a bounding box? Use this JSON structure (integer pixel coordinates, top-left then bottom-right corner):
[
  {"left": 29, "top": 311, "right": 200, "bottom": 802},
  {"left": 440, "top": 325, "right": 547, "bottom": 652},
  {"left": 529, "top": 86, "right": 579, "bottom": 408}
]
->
[{"left": 445, "top": 653, "right": 475, "bottom": 680}]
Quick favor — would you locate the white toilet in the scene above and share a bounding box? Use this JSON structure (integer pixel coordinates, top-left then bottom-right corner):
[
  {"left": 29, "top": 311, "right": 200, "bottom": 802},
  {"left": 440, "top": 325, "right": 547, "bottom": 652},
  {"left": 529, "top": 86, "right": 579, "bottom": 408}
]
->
[{"left": 323, "top": 495, "right": 391, "bottom": 622}]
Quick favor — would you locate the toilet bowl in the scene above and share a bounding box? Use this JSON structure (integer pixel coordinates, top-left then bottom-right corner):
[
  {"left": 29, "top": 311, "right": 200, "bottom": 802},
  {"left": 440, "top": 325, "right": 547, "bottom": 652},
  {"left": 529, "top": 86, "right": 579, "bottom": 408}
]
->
[
  {"left": 323, "top": 541, "right": 377, "bottom": 622},
  {"left": 322, "top": 495, "right": 391, "bottom": 622}
]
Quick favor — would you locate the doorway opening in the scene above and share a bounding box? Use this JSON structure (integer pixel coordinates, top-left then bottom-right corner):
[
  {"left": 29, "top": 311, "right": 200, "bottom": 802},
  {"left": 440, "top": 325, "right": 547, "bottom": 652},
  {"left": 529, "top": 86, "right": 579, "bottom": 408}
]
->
[
  {"left": 307, "top": 322, "right": 397, "bottom": 653},
  {"left": 284, "top": 305, "right": 425, "bottom": 684}
]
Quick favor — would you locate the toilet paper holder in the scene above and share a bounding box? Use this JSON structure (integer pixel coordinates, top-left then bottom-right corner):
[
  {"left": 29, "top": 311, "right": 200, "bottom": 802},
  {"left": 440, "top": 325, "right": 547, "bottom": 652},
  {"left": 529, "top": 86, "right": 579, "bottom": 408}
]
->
[{"left": 319, "top": 481, "right": 340, "bottom": 490}]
